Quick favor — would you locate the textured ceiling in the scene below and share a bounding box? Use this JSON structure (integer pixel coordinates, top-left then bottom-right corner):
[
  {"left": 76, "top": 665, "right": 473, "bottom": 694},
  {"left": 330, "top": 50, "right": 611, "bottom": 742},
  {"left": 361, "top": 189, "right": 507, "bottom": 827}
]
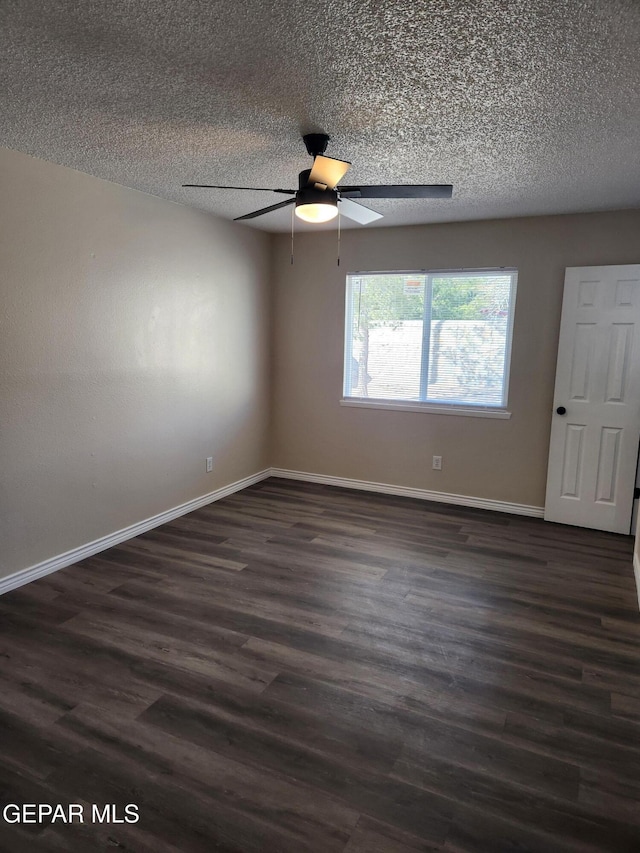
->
[{"left": 2, "top": 0, "right": 640, "bottom": 232}]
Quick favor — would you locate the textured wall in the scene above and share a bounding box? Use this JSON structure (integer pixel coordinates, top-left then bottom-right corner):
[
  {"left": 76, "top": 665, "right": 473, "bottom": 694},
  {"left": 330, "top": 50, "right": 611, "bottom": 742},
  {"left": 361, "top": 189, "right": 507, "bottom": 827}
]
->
[
  {"left": 0, "top": 147, "right": 270, "bottom": 579},
  {"left": 271, "top": 211, "right": 640, "bottom": 508}
]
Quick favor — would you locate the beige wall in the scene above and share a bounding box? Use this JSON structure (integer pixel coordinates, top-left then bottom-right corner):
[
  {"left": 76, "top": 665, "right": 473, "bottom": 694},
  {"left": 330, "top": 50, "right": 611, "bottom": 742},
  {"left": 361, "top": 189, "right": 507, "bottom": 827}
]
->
[
  {"left": 271, "top": 211, "right": 640, "bottom": 508},
  {"left": 0, "top": 147, "right": 270, "bottom": 580}
]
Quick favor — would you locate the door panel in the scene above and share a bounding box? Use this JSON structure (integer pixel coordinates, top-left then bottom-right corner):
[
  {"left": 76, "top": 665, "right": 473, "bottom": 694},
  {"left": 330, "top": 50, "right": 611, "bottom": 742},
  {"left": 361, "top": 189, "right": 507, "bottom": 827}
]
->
[
  {"left": 544, "top": 265, "right": 640, "bottom": 534},
  {"left": 560, "top": 424, "right": 585, "bottom": 498},
  {"left": 594, "top": 427, "right": 620, "bottom": 503},
  {"left": 569, "top": 324, "right": 594, "bottom": 400},
  {"left": 604, "top": 324, "right": 632, "bottom": 402}
]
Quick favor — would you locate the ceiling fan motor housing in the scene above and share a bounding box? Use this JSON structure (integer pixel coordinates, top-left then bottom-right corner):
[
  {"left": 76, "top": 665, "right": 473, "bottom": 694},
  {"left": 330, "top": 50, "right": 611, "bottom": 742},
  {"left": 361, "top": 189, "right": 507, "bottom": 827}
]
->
[
  {"left": 295, "top": 185, "right": 338, "bottom": 209},
  {"left": 295, "top": 167, "right": 338, "bottom": 221},
  {"left": 298, "top": 169, "right": 312, "bottom": 189}
]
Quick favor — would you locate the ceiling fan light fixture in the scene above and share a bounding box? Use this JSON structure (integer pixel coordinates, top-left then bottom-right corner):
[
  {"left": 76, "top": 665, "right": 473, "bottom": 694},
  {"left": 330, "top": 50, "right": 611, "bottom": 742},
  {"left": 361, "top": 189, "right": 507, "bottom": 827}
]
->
[
  {"left": 295, "top": 203, "right": 338, "bottom": 223},
  {"left": 295, "top": 188, "right": 338, "bottom": 223}
]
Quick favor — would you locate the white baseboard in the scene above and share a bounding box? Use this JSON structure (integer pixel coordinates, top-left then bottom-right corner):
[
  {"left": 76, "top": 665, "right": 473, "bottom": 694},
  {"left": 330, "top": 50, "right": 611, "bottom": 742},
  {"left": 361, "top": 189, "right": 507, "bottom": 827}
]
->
[
  {"left": 5, "top": 463, "right": 633, "bottom": 611},
  {"left": 0, "top": 469, "right": 271, "bottom": 597},
  {"left": 269, "top": 468, "right": 544, "bottom": 518},
  {"left": 0, "top": 466, "right": 545, "bottom": 599}
]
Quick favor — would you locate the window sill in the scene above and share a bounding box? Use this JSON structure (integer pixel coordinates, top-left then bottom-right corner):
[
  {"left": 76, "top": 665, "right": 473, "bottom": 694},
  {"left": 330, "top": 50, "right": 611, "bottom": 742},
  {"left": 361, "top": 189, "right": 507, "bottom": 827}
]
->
[{"left": 340, "top": 398, "right": 512, "bottom": 419}]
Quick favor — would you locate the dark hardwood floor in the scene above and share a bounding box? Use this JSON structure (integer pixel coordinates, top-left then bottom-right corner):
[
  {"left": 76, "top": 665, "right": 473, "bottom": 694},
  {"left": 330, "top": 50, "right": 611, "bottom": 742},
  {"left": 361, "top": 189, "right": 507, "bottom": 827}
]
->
[{"left": 1, "top": 478, "right": 639, "bottom": 852}]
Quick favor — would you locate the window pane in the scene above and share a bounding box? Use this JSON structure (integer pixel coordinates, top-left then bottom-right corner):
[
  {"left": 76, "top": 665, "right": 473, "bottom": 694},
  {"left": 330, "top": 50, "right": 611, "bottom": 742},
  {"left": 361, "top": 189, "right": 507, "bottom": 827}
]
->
[
  {"left": 347, "top": 274, "right": 425, "bottom": 400},
  {"left": 344, "top": 270, "right": 516, "bottom": 408},
  {"left": 426, "top": 275, "right": 512, "bottom": 405}
]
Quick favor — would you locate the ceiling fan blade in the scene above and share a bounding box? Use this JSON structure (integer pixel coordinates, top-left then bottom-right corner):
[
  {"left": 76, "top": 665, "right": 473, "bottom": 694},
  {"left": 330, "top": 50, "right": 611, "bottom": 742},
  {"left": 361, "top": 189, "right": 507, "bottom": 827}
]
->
[
  {"left": 234, "top": 198, "right": 296, "bottom": 221},
  {"left": 339, "top": 184, "right": 453, "bottom": 199},
  {"left": 338, "top": 197, "right": 383, "bottom": 224},
  {"left": 183, "top": 184, "right": 295, "bottom": 194},
  {"left": 308, "top": 155, "right": 351, "bottom": 189}
]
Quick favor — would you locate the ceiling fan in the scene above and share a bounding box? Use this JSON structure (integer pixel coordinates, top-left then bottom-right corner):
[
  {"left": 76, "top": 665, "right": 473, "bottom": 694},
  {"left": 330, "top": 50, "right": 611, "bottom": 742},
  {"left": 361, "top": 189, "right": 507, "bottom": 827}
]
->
[{"left": 183, "top": 133, "right": 453, "bottom": 225}]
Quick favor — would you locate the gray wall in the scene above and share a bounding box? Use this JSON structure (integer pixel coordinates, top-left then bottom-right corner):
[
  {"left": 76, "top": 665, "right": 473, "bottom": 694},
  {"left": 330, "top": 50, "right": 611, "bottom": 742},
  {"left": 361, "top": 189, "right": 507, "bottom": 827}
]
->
[{"left": 0, "top": 147, "right": 271, "bottom": 580}]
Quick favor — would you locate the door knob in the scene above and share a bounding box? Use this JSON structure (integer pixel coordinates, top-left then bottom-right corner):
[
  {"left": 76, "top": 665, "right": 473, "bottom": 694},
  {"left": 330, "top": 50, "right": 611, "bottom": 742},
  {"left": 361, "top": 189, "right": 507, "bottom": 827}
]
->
[{"left": 556, "top": 406, "right": 567, "bottom": 415}]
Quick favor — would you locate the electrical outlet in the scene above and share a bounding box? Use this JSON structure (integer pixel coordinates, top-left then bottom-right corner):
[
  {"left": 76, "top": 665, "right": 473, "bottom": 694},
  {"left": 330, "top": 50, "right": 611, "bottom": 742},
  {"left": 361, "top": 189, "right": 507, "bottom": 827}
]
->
[
  {"left": 206, "top": 457, "right": 213, "bottom": 473},
  {"left": 432, "top": 455, "right": 442, "bottom": 470}
]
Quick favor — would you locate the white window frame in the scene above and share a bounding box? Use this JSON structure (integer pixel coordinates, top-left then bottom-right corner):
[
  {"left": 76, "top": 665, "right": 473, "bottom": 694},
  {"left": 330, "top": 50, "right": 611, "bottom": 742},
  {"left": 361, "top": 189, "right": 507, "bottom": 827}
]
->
[{"left": 341, "top": 268, "right": 517, "bottom": 419}]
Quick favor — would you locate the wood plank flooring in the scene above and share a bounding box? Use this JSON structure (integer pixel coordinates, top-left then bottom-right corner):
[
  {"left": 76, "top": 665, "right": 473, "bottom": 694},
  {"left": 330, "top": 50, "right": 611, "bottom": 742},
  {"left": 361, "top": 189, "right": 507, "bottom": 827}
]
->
[{"left": 0, "top": 478, "right": 639, "bottom": 852}]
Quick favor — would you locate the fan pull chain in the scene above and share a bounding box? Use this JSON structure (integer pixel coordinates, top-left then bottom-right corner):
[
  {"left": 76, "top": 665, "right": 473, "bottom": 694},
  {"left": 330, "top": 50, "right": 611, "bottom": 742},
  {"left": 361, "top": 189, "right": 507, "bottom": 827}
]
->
[
  {"left": 290, "top": 205, "right": 295, "bottom": 265},
  {"left": 337, "top": 210, "right": 341, "bottom": 266}
]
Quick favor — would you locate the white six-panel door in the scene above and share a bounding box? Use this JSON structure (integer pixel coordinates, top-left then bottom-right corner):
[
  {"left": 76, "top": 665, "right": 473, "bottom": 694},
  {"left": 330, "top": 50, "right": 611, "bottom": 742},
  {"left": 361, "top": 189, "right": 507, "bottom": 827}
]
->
[{"left": 544, "top": 265, "right": 640, "bottom": 534}]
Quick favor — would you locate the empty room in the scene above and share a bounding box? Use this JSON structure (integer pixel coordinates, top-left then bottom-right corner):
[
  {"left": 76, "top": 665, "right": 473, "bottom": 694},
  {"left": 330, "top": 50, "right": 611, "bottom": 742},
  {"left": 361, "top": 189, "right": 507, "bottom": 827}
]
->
[{"left": 1, "top": 1, "right": 639, "bottom": 851}]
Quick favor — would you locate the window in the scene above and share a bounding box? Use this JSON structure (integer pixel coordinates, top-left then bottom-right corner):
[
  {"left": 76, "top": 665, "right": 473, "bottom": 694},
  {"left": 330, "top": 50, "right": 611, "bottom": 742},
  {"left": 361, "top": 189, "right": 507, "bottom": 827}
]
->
[{"left": 343, "top": 269, "right": 517, "bottom": 413}]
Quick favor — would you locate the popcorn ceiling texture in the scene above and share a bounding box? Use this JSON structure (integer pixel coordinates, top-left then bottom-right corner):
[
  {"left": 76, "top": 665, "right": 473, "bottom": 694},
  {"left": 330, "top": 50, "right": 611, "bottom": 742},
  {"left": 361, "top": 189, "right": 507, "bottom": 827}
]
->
[{"left": 1, "top": 0, "right": 639, "bottom": 231}]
